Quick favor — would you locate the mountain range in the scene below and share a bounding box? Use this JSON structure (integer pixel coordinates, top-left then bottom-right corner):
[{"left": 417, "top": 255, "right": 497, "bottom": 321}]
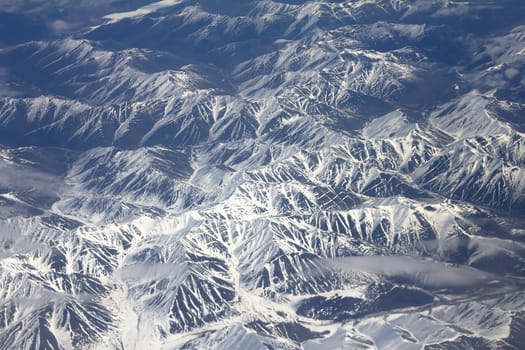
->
[{"left": 0, "top": 0, "right": 525, "bottom": 349}]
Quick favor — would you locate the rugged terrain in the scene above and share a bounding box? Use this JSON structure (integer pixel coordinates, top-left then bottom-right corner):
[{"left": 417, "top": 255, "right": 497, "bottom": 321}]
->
[{"left": 0, "top": 0, "right": 525, "bottom": 349}]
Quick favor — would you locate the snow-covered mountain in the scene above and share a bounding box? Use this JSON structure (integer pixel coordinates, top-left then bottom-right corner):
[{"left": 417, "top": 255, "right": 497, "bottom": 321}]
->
[{"left": 0, "top": 0, "right": 525, "bottom": 349}]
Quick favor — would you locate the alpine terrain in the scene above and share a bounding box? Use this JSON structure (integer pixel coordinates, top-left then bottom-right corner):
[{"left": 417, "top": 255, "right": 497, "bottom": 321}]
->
[{"left": 0, "top": 0, "right": 525, "bottom": 349}]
